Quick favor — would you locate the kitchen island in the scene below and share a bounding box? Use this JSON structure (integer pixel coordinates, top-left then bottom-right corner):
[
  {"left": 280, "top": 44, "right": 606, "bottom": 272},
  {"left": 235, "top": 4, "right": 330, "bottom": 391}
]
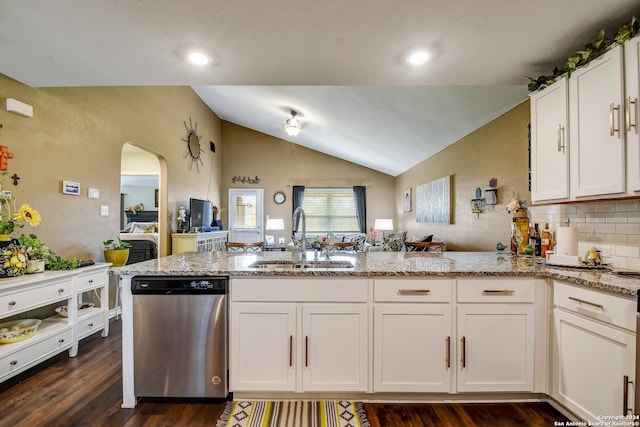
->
[{"left": 114, "top": 251, "right": 639, "bottom": 420}]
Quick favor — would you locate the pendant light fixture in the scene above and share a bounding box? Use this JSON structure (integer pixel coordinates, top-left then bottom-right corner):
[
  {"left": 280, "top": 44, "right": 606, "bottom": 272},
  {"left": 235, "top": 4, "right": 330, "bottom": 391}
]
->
[{"left": 284, "top": 110, "right": 302, "bottom": 137}]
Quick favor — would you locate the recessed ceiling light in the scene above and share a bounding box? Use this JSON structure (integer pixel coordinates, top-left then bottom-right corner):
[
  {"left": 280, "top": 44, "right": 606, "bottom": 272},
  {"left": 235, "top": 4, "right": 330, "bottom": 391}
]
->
[
  {"left": 406, "top": 50, "right": 430, "bottom": 66},
  {"left": 187, "top": 52, "right": 212, "bottom": 66}
]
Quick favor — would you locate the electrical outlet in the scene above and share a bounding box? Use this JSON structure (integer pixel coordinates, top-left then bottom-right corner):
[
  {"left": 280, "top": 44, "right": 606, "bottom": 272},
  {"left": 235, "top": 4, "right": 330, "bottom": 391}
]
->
[{"left": 100, "top": 205, "right": 109, "bottom": 216}]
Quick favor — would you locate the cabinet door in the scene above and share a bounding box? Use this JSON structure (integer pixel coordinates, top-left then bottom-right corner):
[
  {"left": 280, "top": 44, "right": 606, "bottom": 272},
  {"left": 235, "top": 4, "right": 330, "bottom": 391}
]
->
[
  {"left": 301, "top": 304, "right": 368, "bottom": 392},
  {"left": 374, "top": 304, "right": 452, "bottom": 392},
  {"left": 553, "top": 309, "right": 635, "bottom": 422},
  {"left": 530, "top": 77, "right": 570, "bottom": 202},
  {"left": 626, "top": 35, "right": 640, "bottom": 193},
  {"left": 456, "top": 304, "right": 534, "bottom": 392},
  {"left": 570, "top": 45, "right": 626, "bottom": 198},
  {"left": 230, "top": 303, "right": 296, "bottom": 391}
]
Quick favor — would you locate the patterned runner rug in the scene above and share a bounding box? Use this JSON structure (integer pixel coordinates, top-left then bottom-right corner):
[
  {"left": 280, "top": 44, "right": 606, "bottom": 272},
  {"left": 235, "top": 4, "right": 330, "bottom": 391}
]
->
[{"left": 216, "top": 400, "right": 370, "bottom": 427}]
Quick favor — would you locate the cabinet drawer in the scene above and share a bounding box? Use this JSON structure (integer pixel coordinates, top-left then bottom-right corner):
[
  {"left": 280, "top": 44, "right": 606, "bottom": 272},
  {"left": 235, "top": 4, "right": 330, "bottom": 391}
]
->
[
  {"left": 554, "top": 281, "right": 635, "bottom": 331},
  {"left": 75, "top": 271, "right": 107, "bottom": 292},
  {"left": 374, "top": 279, "right": 453, "bottom": 302},
  {"left": 231, "top": 278, "right": 368, "bottom": 302},
  {"left": 0, "top": 280, "right": 73, "bottom": 318},
  {"left": 0, "top": 328, "right": 72, "bottom": 381},
  {"left": 457, "top": 279, "right": 536, "bottom": 303},
  {"left": 76, "top": 311, "right": 105, "bottom": 339}
]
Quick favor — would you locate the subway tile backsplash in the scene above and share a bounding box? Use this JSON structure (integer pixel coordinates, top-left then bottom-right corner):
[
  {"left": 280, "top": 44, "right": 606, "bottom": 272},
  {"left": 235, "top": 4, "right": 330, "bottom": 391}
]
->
[{"left": 529, "top": 199, "right": 640, "bottom": 270}]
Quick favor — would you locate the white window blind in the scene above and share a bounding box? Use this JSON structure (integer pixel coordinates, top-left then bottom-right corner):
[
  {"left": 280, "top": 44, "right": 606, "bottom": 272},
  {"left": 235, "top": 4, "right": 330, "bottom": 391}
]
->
[
  {"left": 234, "top": 195, "right": 257, "bottom": 229},
  {"left": 301, "top": 187, "right": 358, "bottom": 233}
]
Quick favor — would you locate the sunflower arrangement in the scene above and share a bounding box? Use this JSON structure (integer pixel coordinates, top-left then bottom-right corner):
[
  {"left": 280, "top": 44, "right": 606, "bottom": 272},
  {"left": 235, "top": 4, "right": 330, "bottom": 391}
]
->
[{"left": 0, "top": 191, "right": 41, "bottom": 236}]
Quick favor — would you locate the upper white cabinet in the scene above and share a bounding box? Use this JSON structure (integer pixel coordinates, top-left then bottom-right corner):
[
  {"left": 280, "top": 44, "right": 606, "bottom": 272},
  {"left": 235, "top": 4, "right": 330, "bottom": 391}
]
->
[
  {"left": 569, "top": 45, "right": 626, "bottom": 198},
  {"left": 529, "top": 76, "right": 570, "bottom": 202},
  {"left": 625, "top": 35, "right": 640, "bottom": 193}
]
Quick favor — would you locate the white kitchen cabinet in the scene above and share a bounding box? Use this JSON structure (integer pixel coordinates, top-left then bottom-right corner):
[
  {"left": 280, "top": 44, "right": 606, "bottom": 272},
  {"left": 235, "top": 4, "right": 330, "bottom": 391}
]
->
[
  {"left": 529, "top": 76, "right": 570, "bottom": 203},
  {"left": 373, "top": 279, "right": 453, "bottom": 393},
  {"left": 456, "top": 279, "right": 535, "bottom": 392},
  {"left": 229, "top": 278, "right": 369, "bottom": 394},
  {"left": 552, "top": 282, "right": 635, "bottom": 421},
  {"left": 301, "top": 304, "right": 368, "bottom": 392},
  {"left": 569, "top": 45, "right": 626, "bottom": 198},
  {"left": 625, "top": 34, "right": 640, "bottom": 193},
  {"left": 230, "top": 303, "right": 296, "bottom": 391}
]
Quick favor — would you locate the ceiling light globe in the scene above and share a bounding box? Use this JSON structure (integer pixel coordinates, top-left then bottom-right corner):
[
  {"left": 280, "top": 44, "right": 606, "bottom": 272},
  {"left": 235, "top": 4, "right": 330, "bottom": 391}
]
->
[
  {"left": 406, "top": 51, "right": 429, "bottom": 65},
  {"left": 188, "top": 52, "right": 212, "bottom": 66}
]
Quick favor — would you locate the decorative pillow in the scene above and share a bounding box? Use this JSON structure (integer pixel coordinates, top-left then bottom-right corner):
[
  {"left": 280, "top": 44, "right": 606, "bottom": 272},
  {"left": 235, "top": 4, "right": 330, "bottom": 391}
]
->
[
  {"left": 341, "top": 233, "right": 367, "bottom": 251},
  {"left": 382, "top": 237, "right": 405, "bottom": 252}
]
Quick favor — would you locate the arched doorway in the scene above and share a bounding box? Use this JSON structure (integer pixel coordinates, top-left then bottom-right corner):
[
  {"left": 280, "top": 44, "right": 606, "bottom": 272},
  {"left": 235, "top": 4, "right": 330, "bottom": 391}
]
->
[{"left": 120, "top": 143, "right": 169, "bottom": 257}]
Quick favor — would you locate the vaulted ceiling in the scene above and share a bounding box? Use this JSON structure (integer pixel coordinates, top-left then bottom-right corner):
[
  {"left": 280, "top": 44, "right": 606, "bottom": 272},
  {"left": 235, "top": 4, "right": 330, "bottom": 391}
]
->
[{"left": 1, "top": 1, "right": 638, "bottom": 175}]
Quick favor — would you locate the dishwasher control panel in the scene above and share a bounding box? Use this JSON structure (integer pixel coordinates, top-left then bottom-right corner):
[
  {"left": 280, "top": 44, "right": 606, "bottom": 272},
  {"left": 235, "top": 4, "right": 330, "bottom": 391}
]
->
[{"left": 131, "top": 276, "right": 228, "bottom": 294}]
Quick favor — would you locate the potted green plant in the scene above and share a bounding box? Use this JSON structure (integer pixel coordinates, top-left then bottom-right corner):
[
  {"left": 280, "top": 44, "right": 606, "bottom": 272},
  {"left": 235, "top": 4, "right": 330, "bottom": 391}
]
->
[
  {"left": 18, "top": 233, "right": 51, "bottom": 273},
  {"left": 103, "top": 238, "right": 132, "bottom": 267}
]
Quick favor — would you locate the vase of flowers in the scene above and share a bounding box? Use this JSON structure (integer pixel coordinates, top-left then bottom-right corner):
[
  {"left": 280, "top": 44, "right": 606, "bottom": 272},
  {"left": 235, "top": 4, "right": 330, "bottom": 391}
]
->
[
  {"left": 0, "top": 191, "right": 41, "bottom": 278},
  {"left": 506, "top": 188, "right": 529, "bottom": 255}
]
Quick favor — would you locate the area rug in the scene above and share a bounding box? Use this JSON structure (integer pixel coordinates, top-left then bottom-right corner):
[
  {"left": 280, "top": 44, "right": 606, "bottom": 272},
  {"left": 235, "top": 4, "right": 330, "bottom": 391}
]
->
[{"left": 216, "top": 400, "right": 370, "bottom": 427}]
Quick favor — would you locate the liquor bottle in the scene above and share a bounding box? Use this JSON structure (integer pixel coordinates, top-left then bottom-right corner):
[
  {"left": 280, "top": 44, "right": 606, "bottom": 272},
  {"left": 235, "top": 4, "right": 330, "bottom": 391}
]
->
[
  {"left": 532, "top": 223, "right": 542, "bottom": 257},
  {"left": 541, "top": 223, "right": 553, "bottom": 258}
]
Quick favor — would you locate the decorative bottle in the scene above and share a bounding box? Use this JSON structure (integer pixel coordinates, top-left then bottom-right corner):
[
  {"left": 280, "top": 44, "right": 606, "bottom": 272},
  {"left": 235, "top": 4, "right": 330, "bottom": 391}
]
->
[{"left": 541, "top": 223, "right": 553, "bottom": 258}]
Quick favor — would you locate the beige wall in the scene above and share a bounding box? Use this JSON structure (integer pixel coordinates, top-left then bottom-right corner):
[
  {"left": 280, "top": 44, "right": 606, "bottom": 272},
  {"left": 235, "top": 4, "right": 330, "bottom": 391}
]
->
[
  {"left": 396, "top": 100, "right": 531, "bottom": 251},
  {"left": 221, "top": 122, "right": 396, "bottom": 237},
  {"left": 0, "top": 73, "right": 222, "bottom": 259}
]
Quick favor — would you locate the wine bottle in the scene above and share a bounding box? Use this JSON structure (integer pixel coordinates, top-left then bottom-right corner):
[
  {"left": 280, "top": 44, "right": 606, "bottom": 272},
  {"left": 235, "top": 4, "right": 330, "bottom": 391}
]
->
[{"left": 541, "top": 223, "right": 553, "bottom": 258}]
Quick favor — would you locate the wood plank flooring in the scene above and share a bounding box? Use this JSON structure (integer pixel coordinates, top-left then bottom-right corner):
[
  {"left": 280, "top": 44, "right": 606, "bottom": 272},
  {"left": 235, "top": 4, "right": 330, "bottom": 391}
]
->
[{"left": 0, "top": 319, "right": 570, "bottom": 427}]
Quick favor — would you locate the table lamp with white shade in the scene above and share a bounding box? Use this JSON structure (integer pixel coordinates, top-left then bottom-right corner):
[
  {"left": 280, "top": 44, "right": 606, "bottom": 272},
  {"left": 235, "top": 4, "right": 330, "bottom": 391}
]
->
[
  {"left": 374, "top": 218, "right": 394, "bottom": 251},
  {"left": 265, "top": 218, "right": 285, "bottom": 246}
]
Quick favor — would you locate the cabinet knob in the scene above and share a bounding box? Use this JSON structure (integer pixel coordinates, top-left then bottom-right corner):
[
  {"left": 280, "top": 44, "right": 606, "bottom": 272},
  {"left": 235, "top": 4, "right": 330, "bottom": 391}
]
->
[
  {"left": 88, "top": 279, "right": 93, "bottom": 284},
  {"left": 8, "top": 300, "right": 16, "bottom": 306},
  {"left": 57, "top": 288, "right": 65, "bottom": 293},
  {"left": 58, "top": 338, "right": 65, "bottom": 344},
  {"left": 88, "top": 323, "right": 93, "bottom": 327},
  {"left": 9, "top": 360, "right": 17, "bottom": 366}
]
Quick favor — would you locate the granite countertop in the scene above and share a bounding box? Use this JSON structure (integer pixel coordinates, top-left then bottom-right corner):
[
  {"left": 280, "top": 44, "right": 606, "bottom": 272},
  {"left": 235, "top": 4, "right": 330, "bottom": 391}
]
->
[{"left": 112, "top": 251, "right": 640, "bottom": 297}]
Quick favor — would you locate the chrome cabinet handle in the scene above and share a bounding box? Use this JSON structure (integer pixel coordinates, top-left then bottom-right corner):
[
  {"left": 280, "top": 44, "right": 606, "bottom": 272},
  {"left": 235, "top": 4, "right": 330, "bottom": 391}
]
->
[
  {"left": 610, "top": 103, "right": 621, "bottom": 136},
  {"left": 627, "top": 97, "right": 638, "bottom": 133},
  {"left": 398, "top": 289, "right": 430, "bottom": 295},
  {"left": 568, "top": 296, "right": 604, "bottom": 310},
  {"left": 482, "top": 289, "right": 515, "bottom": 296},
  {"left": 557, "top": 124, "right": 565, "bottom": 153}
]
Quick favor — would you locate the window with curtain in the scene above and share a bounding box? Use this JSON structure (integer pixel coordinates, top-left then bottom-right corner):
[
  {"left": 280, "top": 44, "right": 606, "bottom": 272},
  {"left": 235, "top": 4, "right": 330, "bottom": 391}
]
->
[{"left": 301, "top": 187, "right": 360, "bottom": 233}]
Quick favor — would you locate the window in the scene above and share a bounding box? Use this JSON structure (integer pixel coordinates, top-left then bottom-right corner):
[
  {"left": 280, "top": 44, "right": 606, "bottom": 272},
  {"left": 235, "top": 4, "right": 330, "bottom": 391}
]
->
[
  {"left": 233, "top": 195, "right": 257, "bottom": 229},
  {"left": 301, "top": 187, "right": 359, "bottom": 233}
]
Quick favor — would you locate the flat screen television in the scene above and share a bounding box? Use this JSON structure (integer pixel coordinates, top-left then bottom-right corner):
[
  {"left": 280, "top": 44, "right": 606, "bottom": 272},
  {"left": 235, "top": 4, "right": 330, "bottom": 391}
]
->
[{"left": 189, "top": 198, "right": 213, "bottom": 230}]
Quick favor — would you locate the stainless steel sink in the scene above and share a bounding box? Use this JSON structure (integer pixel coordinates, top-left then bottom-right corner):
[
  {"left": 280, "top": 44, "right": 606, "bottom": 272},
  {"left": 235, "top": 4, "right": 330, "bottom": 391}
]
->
[{"left": 248, "top": 260, "right": 354, "bottom": 269}]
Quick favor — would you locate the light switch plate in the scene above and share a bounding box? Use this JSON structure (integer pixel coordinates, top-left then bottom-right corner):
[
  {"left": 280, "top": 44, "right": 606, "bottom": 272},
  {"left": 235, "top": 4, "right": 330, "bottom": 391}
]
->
[
  {"left": 88, "top": 188, "right": 100, "bottom": 199},
  {"left": 100, "top": 205, "right": 109, "bottom": 216}
]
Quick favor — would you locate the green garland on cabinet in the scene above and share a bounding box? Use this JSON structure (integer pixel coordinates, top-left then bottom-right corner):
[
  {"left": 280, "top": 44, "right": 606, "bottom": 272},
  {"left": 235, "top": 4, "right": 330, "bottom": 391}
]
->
[{"left": 528, "top": 16, "right": 639, "bottom": 92}]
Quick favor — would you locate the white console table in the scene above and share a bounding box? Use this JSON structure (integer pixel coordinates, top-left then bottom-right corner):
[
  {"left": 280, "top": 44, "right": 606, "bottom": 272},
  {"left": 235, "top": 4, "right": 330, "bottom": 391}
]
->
[
  {"left": 0, "top": 264, "right": 110, "bottom": 383},
  {"left": 171, "top": 231, "right": 228, "bottom": 254}
]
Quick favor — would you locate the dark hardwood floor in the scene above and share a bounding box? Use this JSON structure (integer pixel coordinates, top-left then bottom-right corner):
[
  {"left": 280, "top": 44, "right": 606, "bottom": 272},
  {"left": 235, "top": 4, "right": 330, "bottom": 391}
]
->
[{"left": 0, "top": 319, "right": 570, "bottom": 427}]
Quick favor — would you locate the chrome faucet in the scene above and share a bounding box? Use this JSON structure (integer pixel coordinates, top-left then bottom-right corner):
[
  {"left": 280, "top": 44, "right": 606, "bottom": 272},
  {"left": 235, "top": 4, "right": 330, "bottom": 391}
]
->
[{"left": 292, "top": 207, "right": 306, "bottom": 260}]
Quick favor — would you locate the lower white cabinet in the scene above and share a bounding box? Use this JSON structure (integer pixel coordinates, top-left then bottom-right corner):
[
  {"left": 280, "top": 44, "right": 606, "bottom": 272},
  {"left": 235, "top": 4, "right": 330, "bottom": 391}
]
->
[
  {"left": 456, "top": 304, "right": 534, "bottom": 392},
  {"left": 552, "top": 282, "right": 635, "bottom": 421},
  {"left": 230, "top": 278, "right": 369, "bottom": 393},
  {"left": 374, "top": 304, "right": 452, "bottom": 392}
]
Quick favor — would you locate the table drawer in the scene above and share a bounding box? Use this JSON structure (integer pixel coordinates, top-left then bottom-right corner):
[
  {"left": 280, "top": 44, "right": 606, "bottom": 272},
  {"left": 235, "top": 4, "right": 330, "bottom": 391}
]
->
[
  {"left": 553, "top": 281, "right": 635, "bottom": 330},
  {"left": 457, "top": 279, "right": 536, "bottom": 303},
  {"left": 374, "top": 279, "right": 453, "bottom": 302},
  {"left": 0, "top": 328, "right": 72, "bottom": 381},
  {"left": 75, "top": 271, "right": 107, "bottom": 293},
  {"left": 75, "top": 311, "right": 105, "bottom": 339},
  {"left": 0, "top": 280, "right": 73, "bottom": 318}
]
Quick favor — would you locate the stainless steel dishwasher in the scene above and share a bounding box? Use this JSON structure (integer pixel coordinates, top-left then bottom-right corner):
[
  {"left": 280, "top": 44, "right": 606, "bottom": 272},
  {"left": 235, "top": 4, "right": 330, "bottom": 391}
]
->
[{"left": 131, "top": 276, "right": 228, "bottom": 398}]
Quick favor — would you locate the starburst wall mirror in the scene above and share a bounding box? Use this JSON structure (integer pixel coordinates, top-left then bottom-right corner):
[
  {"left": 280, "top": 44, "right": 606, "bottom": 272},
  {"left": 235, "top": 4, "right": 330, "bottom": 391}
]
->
[{"left": 181, "top": 116, "right": 204, "bottom": 171}]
